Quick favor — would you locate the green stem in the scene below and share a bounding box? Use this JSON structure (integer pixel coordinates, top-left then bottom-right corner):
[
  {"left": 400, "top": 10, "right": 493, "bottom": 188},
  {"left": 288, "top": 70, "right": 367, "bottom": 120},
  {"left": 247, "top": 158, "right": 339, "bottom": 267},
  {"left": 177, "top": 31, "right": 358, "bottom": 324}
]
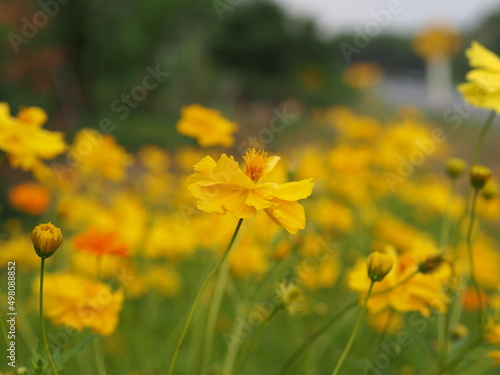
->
[
  {"left": 437, "top": 179, "right": 456, "bottom": 372},
  {"left": 466, "top": 189, "right": 483, "bottom": 327},
  {"left": 167, "top": 218, "right": 244, "bottom": 375},
  {"left": 331, "top": 281, "right": 375, "bottom": 375},
  {"left": 472, "top": 110, "right": 496, "bottom": 164},
  {"left": 200, "top": 255, "right": 232, "bottom": 375},
  {"left": 277, "top": 271, "right": 418, "bottom": 375},
  {"left": 94, "top": 336, "right": 108, "bottom": 375},
  {"left": 40, "top": 258, "right": 59, "bottom": 375},
  {"left": 233, "top": 308, "right": 280, "bottom": 374},
  {"left": 442, "top": 335, "right": 483, "bottom": 374}
]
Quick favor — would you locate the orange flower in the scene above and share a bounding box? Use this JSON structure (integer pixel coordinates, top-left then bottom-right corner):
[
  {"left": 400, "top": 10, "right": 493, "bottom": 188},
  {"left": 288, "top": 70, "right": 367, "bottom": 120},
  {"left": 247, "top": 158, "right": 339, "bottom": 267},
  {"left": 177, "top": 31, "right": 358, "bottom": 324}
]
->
[
  {"left": 9, "top": 182, "right": 51, "bottom": 215},
  {"left": 73, "top": 227, "right": 129, "bottom": 257},
  {"left": 462, "top": 288, "right": 488, "bottom": 312}
]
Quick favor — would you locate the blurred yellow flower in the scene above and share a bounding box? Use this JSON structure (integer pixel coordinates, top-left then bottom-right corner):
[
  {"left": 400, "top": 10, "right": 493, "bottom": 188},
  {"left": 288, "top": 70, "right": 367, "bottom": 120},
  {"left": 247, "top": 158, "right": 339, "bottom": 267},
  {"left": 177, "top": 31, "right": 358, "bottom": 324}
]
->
[
  {"left": 348, "top": 246, "right": 450, "bottom": 317},
  {"left": 176, "top": 104, "right": 238, "bottom": 147},
  {"left": 458, "top": 42, "right": 500, "bottom": 113},
  {"left": 39, "top": 273, "right": 124, "bottom": 336},
  {"left": 413, "top": 26, "right": 461, "bottom": 61},
  {"left": 0, "top": 233, "right": 39, "bottom": 270},
  {"left": 146, "top": 265, "right": 181, "bottom": 297},
  {"left": 72, "top": 129, "right": 132, "bottom": 181},
  {"left": 138, "top": 145, "right": 170, "bottom": 173},
  {"left": 488, "top": 350, "right": 500, "bottom": 366},
  {"left": 0, "top": 103, "right": 66, "bottom": 179},
  {"left": 343, "top": 62, "right": 383, "bottom": 90},
  {"left": 188, "top": 149, "right": 314, "bottom": 234},
  {"left": 9, "top": 182, "right": 51, "bottom": 215}
]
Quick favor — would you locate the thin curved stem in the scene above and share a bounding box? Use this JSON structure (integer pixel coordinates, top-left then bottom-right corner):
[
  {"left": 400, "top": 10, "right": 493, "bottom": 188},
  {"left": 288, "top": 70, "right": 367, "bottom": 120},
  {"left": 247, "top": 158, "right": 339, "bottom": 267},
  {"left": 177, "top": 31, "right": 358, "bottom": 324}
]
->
[
  {"left": 331, "top": 280, "right": 374, "bottom": 375},
  {"left": 277, "top": 270, "right": 419, "bottom": 375},
  {"left": 167, "top": 218, "right": 244, "bottom": 375},
  {"left": 472, "top": 110, "right": 496, "bottom": 164},
  {"left": 94, "top": 336, "right": 108, "bottom": 375},
  {"left": 437, "top": 179, "right": 456, "bottom": 372},
  {"left": 201, "top": 256, "right": 231, "bottom": 375},
  {"left": 40, "top": 258, "right": 59, "bottom": 375},
  {"left": 233, "top": 308, "right": 280, "bottom": 374}
]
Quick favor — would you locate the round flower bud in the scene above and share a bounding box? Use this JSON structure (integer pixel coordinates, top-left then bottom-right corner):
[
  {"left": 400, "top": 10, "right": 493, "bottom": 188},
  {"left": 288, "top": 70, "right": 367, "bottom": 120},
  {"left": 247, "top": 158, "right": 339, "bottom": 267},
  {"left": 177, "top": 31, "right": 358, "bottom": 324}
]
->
[
  {"left": 470, "top": 165, "right": 492, "bottom": 190},
  {"left": 481, "top": 181, "right": 498, "bottom": 200},
  {"left": 451, "top": 324, "right": 469, "bottom": 340},
  {"left": 367, "top": 251, "right": 393, "bottom": 282},
  {"left": 418, "top": 255, "right": 446, "bottom": 274},
  {"left": 31, "top": 222, "right": 63, "bottom": 259},
  {"left": 275, "top": 282, "right": 304, "bottom": 315},
  {"left": 445, "top": 158, "right": 466, "bottom": 179}
]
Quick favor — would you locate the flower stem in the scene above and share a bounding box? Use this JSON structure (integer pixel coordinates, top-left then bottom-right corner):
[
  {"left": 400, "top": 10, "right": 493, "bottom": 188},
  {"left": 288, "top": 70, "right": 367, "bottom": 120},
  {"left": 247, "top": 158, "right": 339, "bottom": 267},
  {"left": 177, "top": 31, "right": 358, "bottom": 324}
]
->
[
  {"left": 167, "top": 218, "right": 244, "bottom": 375},
  {"left": 331, "top": 280, "right": 374, "bottom": 375},
  {"left": 437, "top": 179, "right": 456, "bottom": 372},
  {"left": 94, "top": 336, "right": 108, "bottom": 375},
  {"left": 40, "top": 258, "right": 59, "bottom": 375},
  {"left": 233, "top": 307, "right": 280, "bottom": 374},
  {"left": 466, "top": 189, "right": 483, "bottom": 327},
  {"left": 277, "top": 271, "right": 418, "bottom": 375},
  {"left": 201, "top": 255, "right": 231, "bottom": 375},
  {"left": 472, "top": 110, "right": 496, "bottom": 164}
]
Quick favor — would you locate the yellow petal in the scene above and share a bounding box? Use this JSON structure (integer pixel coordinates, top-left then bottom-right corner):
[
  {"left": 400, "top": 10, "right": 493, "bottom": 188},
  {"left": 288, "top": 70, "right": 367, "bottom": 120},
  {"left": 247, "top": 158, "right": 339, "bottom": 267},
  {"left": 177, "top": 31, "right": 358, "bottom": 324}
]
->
[
  {"left": 193, "top": 155, "right": 217, "bottom": 174},
  {"left": 265, "top": 200, "right": 306, "bottom": 234},
  {"left": 263, "top": 155, "right": 281, "bottom": 175},
  {"left": 274, "top": 179, "right": 314, "bottom": 201},
  {"left": 245, "top": 189, "right": 273, "bottom": 210},
  {"left": 213, "top": 154, "right": 254, "bottom": 189},
  {"left": 467, "top": 41, "right": 500, "bottom": 71},
  {"left": 466, "top": 70, "right": 500, "bottom": 92}
]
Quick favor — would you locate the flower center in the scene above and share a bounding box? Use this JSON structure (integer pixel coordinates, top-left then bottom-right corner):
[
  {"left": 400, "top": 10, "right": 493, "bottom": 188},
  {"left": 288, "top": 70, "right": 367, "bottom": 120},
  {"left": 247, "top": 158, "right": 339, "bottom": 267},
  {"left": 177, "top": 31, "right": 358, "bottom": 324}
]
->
[{"left": 243, "top": 149, "right": 267, "bottom": 182}]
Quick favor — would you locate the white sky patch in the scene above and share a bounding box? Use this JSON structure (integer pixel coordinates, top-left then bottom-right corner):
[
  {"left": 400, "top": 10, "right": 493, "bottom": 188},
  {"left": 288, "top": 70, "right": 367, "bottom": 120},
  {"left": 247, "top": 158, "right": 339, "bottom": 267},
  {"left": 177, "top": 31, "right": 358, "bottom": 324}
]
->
[{"left": 272, "top": 0, "right": 500, "bottom": 36}]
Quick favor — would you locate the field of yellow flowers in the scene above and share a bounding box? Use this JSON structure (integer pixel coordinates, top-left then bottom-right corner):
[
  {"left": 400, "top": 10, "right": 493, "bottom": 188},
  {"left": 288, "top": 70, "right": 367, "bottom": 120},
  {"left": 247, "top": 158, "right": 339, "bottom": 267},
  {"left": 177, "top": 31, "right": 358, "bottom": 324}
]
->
[{"left": 1, "top": 41, "right": 500, "bottom": 375}]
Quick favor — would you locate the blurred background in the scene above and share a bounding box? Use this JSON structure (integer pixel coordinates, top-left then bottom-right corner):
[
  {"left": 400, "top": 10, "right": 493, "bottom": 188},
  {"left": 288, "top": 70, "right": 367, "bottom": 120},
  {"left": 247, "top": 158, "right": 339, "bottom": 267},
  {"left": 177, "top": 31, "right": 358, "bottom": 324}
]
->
[{"left": 1, "top": 0, "right": 500, "bottom": 149}]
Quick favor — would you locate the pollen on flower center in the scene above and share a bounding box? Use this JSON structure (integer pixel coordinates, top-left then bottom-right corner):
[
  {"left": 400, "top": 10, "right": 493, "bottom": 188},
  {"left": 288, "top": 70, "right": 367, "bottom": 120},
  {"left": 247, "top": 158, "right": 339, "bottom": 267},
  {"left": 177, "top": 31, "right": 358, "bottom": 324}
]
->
[{"left": 243, "top": 149, "right": 268, "bottom": 182}]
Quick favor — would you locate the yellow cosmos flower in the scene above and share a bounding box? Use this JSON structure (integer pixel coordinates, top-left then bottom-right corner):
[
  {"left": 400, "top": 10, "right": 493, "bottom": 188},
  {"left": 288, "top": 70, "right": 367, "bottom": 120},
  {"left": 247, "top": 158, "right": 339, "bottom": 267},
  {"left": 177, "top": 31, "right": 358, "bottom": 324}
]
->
[
  {"left": 71, "top": 129, "right": 133, "bottom": 182},
  {"left": 0, "top": 103, "right": 66, "bottom": 178},
  {"left": 457, "top": 42, "right": 500, "bottom": 113},
  {"left": 188, "top": 149, "right": 314, "bottom": 234},
  {"left": 176, "top": 104, "right": 238, "bottom": 147},
  {"left": 38, "top": 273, "right": 124, "bottom": 336},
  {"left": 348, "top": 246, "right": 450, "bottom": 317}
]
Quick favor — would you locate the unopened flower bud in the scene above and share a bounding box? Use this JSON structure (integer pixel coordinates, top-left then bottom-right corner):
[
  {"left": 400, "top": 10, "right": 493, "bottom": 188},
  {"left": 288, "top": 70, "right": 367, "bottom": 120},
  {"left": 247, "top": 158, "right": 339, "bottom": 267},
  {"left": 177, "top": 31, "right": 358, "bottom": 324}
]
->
[
  {"left": 31, "top": 222, "right": 63, "bottom": 259},
  {"left": 418, "top": 255, "right": 446, "bottom": 274},
  {"left": 470, "top": 165, "right": 492, "bottom": 190},
  {"left": 451, "top": 324, "right": 469, "bottom": 340},
  {"left": 481, "top": 181, "right": 498, "bottom": 200},
  {"left": 446, "top": 158, "right": 466, "bottom": 179},
  {"left": 367, "top": 251, "right": 393, "bottom": 282},
  {"left": 275, "top": 282, "right": 304, "bottom": 315}
]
